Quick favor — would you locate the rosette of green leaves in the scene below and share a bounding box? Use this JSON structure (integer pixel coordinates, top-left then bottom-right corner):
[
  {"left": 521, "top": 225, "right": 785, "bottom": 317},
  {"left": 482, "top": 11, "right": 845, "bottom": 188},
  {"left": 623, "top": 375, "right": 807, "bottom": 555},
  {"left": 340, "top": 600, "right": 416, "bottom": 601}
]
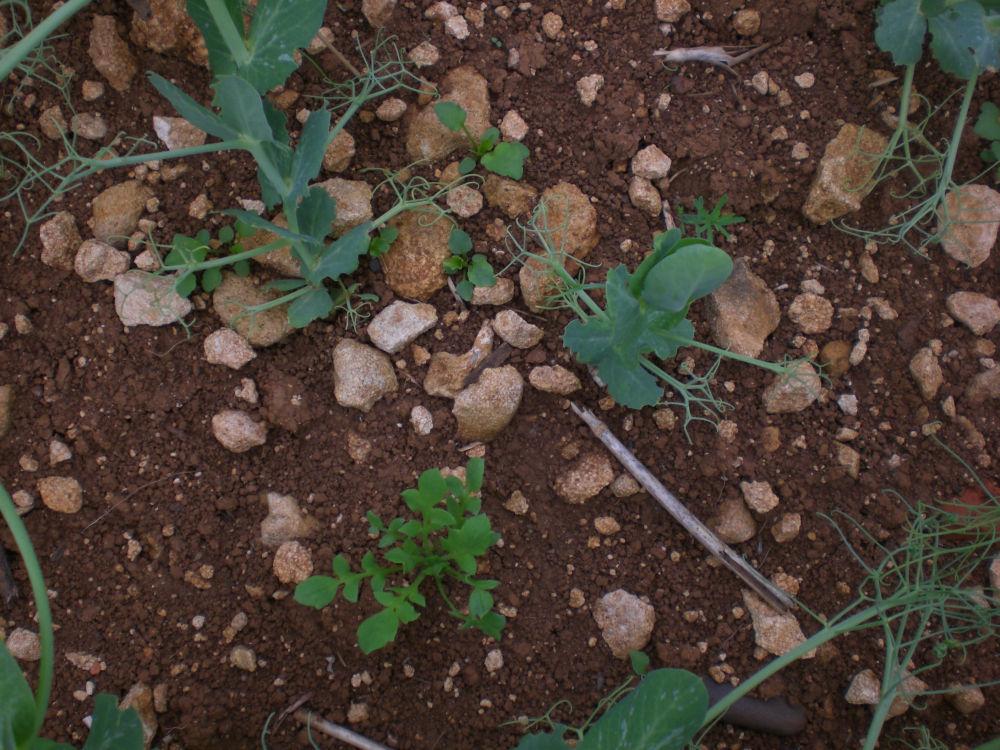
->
[
  {"left": 434, "top": 101, "right": 530, "bottom": 180},
  {"left": 443, "top": 227, "right": 497, "bottom": 300},
  {"left": 563, "top": 229, "right": 732, "bottom": 409},
  {"left": 294, "top": 459, "right": 505, "bottom": 653}
]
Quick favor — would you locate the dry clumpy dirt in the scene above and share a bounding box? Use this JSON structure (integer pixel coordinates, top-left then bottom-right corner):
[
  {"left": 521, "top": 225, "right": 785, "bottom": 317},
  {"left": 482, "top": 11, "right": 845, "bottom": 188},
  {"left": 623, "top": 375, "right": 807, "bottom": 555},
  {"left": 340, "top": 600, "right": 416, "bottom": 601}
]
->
[{"left": 1, "top": 0, "right": 999, "bottom": 748}]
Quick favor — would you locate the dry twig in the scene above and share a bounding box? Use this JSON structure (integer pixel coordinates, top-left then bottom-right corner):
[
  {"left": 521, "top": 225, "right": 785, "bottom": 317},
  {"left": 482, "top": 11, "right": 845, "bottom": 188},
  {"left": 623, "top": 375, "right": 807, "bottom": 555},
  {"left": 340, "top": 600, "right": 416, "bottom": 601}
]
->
[
  {"left": 653, "top": 42, "right": 774, "bottom": 75},
  {"left": 294, "top": 710, "right": 391, "bottom": 750},
  {"left": 570, "top": 402, "right": 794, "bottom": 612}
]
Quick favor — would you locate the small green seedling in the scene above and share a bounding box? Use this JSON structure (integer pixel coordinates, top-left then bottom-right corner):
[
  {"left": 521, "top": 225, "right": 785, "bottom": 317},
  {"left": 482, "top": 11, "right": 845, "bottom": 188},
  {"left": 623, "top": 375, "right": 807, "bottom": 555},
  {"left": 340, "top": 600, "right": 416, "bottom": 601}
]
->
[
  {"left": 974, "top": 102, "right": 1000, "bottom": 181},
  {"left": 367, "top": 225, "right": 399, "bottom": 259},
  {"left": 1, "top": 485, "right": 144, "bottom": 750},
  {"left": 165, "top": 220, "right": 254, "bottom": 297},
  {"left": 295, "top": 458, "right": 505, "bottom": 654},
  {"left": 512, "top": 651, "right": 709, "bottom": 750},
  {"left": 679, "top": 195, "right": 744, "bottom": 245},
  {"left": 434, "top": 101, "right": 530, "bottom": 180},
  {"left": 444, "top": 226, "right": 497, "bottom": 301}
]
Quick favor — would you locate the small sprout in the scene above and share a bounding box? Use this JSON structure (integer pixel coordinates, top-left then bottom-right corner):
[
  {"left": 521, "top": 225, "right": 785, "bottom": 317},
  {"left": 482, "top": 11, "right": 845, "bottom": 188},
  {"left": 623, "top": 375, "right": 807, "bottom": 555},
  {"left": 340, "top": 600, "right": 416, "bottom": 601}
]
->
[
  {"left": 435, "top": 102, "right": 529, "bottom": 180},
  {"left": 679, "top": 195, "right": 745, "bottom": 245},
  {"left": 295, "top": 459, "right": 505, "bottom": 653},
  {"left": 444, "top": 226, "right": 497, "bottom": 301},
  {"left": 368, "top": 225, "right": 399, "bottom": 258}
]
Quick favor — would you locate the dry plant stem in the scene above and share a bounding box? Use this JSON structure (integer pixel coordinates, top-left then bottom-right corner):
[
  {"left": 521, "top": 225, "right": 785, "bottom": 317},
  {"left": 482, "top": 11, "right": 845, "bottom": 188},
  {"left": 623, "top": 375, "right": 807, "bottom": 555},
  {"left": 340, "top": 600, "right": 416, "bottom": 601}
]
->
[
  {"left": 570, "top": 402, "right": 795, "bottom": 612},
  {"left": 294, "top": 710, "right": 391, "bottom": 750},
  {"left": 320, "top": 36, "right": 362, "bottom": 78}
]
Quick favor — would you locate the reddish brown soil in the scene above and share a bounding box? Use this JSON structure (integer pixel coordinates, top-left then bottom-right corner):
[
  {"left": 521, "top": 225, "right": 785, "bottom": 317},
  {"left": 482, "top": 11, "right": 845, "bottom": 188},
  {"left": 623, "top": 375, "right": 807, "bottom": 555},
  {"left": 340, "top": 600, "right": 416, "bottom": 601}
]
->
[{"left": 1, "top": 0, "right": 998, "bottom": 748}]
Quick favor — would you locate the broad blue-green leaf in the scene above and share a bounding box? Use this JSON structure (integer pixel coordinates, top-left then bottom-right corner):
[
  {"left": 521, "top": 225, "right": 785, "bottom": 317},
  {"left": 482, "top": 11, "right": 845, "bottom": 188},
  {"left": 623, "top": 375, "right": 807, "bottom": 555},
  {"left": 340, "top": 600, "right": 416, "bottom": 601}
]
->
[
  {"left": 287, "top": 287, "right": 333, "bottom": 328},
  {"left": 928, "top": 1, "right": 991, "bottom": 79},
  {"left": 467, "top": 254, "right": 496, "bottom": 287},
  {"left": 456, "top": 279, "right": 475, "bottom": 301},
  {"left": 28, "top": 739, "right": 75, "bottom": 749},
  {"left": 221, "top": 210, "right": 308, "bottom": 244},
  {"left": 449, "top": 227, "right": 473, "bottom": 255},
  {"left": 595, "top": 354, "right": 663, "bottom": 409},
  {"left": 875, "top": 0, "right": 927, "bottom": 64},
  {"left": 458, "top": 156, "right": 477, "bottom": 175},
  {"left": 297, "top": 187, "right": 336, "bottom": 242},
  {"left": 294, "top": 575, "right": 339, "bottom": 608},
  {"left": 564, "top": 316, "right": 615, "bottom": 364},
  {"left": 641, "top": 244, "right": 733, "bottom": 312},
  {"left": 358, "top": 608, "right": 399, "bottom": 653},
  {"left": 312, "top": 222, "right": 373, "bottom": 282},
  {"left": 468, "top": 588, "right": 493, "bottom": 618},
  {"left": 644, "top": 318, "right": 695, "bottom": 361},
  {"left": 0, "top": 640, "right": 36, "bottom": 747},
  {"left": 515, "top": 732, "right": 571, "bottom": 750},
  {"left": 435, "top": 101, "right": 467, "bottom": 132},
  {"left": 577, "top": 669, "right": 708, "bottom": 750},
  {"left": 630, "top": 650, "right": 650, "bottom": 676},
  {"left": 82, "top": 694, "right": 144, "bottom": 750},
  {"left": 215, "top": 75, "right": 276, "bottom": 142},
  {"left": 187, "top": 0, "right": 246, "bottom": 77},
  {"left": 481, "top": 141, "right": 530, "bottom": 179},
  {"left": 290, "top": 109, "right": 332, "bottom": 199},
  {"left": 200, "top": 267, "right": 222, "bottom": 292},
  {"left": 148, "top": 73, "right": 237, "bottom": 141}
]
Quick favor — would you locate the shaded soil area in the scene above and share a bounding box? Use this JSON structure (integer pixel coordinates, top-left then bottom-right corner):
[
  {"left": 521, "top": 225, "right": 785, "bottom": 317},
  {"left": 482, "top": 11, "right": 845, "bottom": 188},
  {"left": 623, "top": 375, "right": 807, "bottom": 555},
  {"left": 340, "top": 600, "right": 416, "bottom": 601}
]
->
[{"left": 1, "top": 0, "right": 998, "bottom": 748}]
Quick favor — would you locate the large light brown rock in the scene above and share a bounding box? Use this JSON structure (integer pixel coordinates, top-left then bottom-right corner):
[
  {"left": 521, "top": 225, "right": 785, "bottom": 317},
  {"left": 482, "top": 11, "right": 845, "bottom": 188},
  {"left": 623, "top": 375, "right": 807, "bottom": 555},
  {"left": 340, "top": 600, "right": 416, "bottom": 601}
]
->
[
  {"left": 947, "top": 291, "right": 1000, "bottom": 335},
  {"left": 482, "top": 175, "right": 538, "bottom": 218},
  {"left": 89, "top": 16, "right": 138, "bottom": 92},
  {"left": 91, "top": 181, "right": 152, "bottom": 246},
  {"left": 742, "top": 590, "right": 814, "bottom": 658},
  {"left": 424, "top": 322, "right": 494, "bottom": 398},
  {"left": 362, "top": 0, "right": 396, "bottom": 26},
  {"left": 114, "top": 271, "right": 192, "bottom": 327},
  {"left": 74, "top": 240, "right": 130, "bottom": 282},
  {"left": 406, "top": 66, "right": 490, "bottom": 162},
  {"left": 705, "top": 259, "right": 780, "bottom": 357},
  {"left": 211, "top": 410, "right": 267, "bottom": 453},
  {"left": 762, "top": 361, "right": 821, "bottom": 413},
  {"left": 909, "top": 347, "right": 943, "bottom": 401},
  {"left": 120, "top": 683, "right": 157, "bottom": 750},
  {"left": 260, "top": 491, "right": 317, "bottom": 547},
  {"left": 130, "top": 0, "right": 208, "bottom": 66},
  {"left": 333, "top": 339, "right": 398, "bottom": 412},
  {"left": 592, "top": 589, "right": 655, "bottom": 659},
  {"left": 153, "top": 116, "right": 206, "bottom": 150},
  {"left": 710, "top": 498, "right": 756, "bottom": 543},
  {"left": 212, "top": 273, "right": 294, "bottom": 347},
  {"left": 965, "top": 367, "right": 1000, "bottom": 404},
  {"left": 39, "top": 212, "right": 81, "bottom": 270},
  {"left": 938, "top": 185, "right": 1000, "bottom": 267},
  {"left": 316, "top": 178, "right": 373, "bottom": 233},
  {"left": 381, "top": 210, "right": 452, "bottom": 301},
  {"left": 452, "top": 366, "right": 523, "bottom": 441},
  {"left": 536, "top": 181, "right": 598, "bottom": 258},
  {"left": 803, "top": 124, "right": 887, "bottom": 224}
]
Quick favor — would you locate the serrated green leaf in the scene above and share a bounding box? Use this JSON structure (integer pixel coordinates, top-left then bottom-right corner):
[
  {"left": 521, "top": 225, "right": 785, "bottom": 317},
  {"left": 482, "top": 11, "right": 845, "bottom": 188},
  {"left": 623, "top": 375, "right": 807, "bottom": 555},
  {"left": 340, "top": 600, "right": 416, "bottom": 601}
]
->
[
  {"left": 577, "top": 669, "right": 708, "bottom": 750},
  {"left": 641, "top": 243, "right": 733, "bottom": 312},
  {"left": 467, "top": 254, "right": 496, "bottom": 287},
  {"left": 287, "top": 287, "right": 333, "bottom": 328},
  {"left": 0, "top": 640, "right": 37, "bottom": 747},
  {"left": 294, "top": 575, "right": 339, "bottom": 608},
  {"left": 417, "top": 469, "right": 447, "bottom": 505},
  {"left": 81, "top": 694, "right": 144, "bottom": 750},
  {"left": 448, "top": 226, "right": 473, "bottom": 255},
  {"left": 358, "top": 609, "right": 399, "bottom": 653},
  {"left": 481, "top": 141, "right": 530, "bottom": 179},
  {"left": 311, "top": 222, "right": 372, "bottom": 282},
  {"left": 434, "top": 101, "right": 467, "bottom": 132},
  {"left": 875, "top": 0, "right": 927, "bottom": 64},
  {"left": 466, "top": 457, "right": 484, "bottom": 493}
]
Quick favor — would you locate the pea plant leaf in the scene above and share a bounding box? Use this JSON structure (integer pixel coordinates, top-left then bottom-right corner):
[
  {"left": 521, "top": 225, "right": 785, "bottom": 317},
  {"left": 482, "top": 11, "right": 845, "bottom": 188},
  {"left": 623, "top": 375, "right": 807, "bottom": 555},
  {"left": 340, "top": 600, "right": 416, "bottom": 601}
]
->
[
  {"left": 81, "top": 694, "right": 145, "bottom": 750},
  {"left": 358, "top": 608, "right": 400, "bottom": 654},
  {"left": 289, "top": 108, "right": 332, "bottom": 201},
  {"left": 287, "top": 287, "right": 333, "bottom": 328},
  {"left": 481, "top": 141, "right": 530, "bottom": 179},
  {"left": 875, "top": 0, "right": 927, "bottom": 65},
  {"left": 928, "top": 0, "right": 995, "bottom": 79},
  {"left": 147, "top": 73, "right": 238, "bottom": 141},
  {"left": 514, "top": 732, "right": 571, "bottom": 750},
  {"left": 640, "top": 243, "right": 733, "bottom": 313},
  {"left": 975, "top": 102, "right": 1000, "bottom": 140},
  {"left": 577, "top": 669, "right": 708, "bottom": 750},
  {"left": 311, "top": 222, "right": 374, "bottom": 283},
  {"left": 188, "top": 0, "right": 327, "bottom": 94},
  {"left": 466, "top": 254, "right": 496, "bottom": 287}
]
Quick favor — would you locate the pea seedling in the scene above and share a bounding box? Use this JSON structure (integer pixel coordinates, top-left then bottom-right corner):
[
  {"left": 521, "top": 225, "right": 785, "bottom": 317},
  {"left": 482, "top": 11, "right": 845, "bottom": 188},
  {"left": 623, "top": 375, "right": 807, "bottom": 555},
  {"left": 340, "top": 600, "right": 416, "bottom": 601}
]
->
[
  {"left": 0, "top": 484, "right": 144, "bottom": 749},
  {"left": 295, "top": 459, "right": 505, "bottom": 654},
  {"left": 443, "top": 226, "right": 497, "bottom": 301},
  {"left": 510, "top": 207, "right": 806, "bottom": 428},
  {"left": 434, "top": 102, "right": 530, "bottom": 180},
  {"left": 512, "top": 652, "right": 709, "bottom": 750},
  {"left": 679, "top": 195, "right": 745, "bottom": 245}
]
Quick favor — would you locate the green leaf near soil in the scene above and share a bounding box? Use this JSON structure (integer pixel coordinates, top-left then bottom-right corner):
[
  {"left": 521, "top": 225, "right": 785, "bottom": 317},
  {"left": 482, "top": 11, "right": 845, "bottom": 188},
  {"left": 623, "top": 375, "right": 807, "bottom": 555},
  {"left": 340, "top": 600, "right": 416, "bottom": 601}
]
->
[
  {"left": 481, "top": 141, "right": 530, "bottom": 179},
  {"left": 80, "top": 694, "right": 144, "bottom": 750},
  {"left": 0, "top": 640, "right": 36, "bottom": 748},
  {"left": 434, "top": 101, "right": 467, "bottom": 132}
]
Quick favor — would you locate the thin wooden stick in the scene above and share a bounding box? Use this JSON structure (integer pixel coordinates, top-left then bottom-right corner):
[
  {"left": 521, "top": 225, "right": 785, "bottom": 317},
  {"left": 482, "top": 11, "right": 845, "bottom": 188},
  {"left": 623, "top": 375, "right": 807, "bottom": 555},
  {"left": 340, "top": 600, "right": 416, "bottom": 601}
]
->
[
  {"left": 570, "top": 402, "right": 795, "bottom": 612},
  {"left": 294, "top": 710, "right": 390, "bottom": 750}
]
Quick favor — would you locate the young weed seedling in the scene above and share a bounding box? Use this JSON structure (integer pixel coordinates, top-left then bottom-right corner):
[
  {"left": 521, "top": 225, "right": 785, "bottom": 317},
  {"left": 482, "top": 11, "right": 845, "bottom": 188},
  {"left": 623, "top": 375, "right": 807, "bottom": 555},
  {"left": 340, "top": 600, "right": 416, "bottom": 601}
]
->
[
  {"left": 295, "top": 459, "right": 505, "bottom": 654},
  {"left": 0, "top": 484, "right": 144, "bottom": 749},
  {"left": 443, "top": 226, "right": 497, "bottom": 301},
  {"left": 434, "top": 101, "right": 530, "bottom": 180},
  {"left": 512, "top": 652, "right": 709, "bottom": 750},
  {"left": 163, "top": 220, "right": 254, "bottom": 297},
  {"left": 510, "top": 206, "right": 808, "bottom": 429},
  {"left": 680, "top": 195, "right": 745, "bottom": 245}
]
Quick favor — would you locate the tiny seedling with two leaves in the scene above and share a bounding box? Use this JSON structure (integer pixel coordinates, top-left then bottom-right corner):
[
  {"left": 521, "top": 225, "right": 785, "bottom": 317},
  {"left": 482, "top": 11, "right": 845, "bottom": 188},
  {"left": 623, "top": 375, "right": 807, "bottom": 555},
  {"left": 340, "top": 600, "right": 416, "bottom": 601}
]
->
[
  {"left": 1, "top": 484, "right": 144, "bottom": 750},
  {"left": 443, "top": 226, "right": 497, "bottom": 301},
  {"left": 295, "top": 459, "right": 505, "bottom": 653},
  {"left": 434, "top": 101, "right": 530, "bottom": 180},
  {"left": 679, "top": 195, "right": 745, "bottom": 245}
]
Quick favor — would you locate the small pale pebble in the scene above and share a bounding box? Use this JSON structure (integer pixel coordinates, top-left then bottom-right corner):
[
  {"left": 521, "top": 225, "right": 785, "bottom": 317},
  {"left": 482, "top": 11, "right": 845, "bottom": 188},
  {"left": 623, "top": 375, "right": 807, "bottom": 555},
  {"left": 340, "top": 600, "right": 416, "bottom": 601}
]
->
[
  {"left": 410, "top": 405, "right": 434, "bottom": 435},
  {"left": 568, "top": 588, "right": 585, "bottom": 608},
  {"left": 445, "top": 15, "right": 469, "bottom": 39},
  {"left": 504, "top": 490, "right": 529, "bottom": 515},
  {"left": 375, "top": 97, "right": 407, "bottom": 122},
  {"left": 794, "top": 72, "right": 815, "bottom": 89},
  {"left": 7, "top": 629, "right": 41, "bottom": 661},
  {"left": 837, "top": 394, "right": 859, "bottom": 416},
  {"left": 229, "top": 646, "right": 257, "bottom": 672},
  {"left": 740, "top": 481, "right": 779, "bottom": 514},
  {"left": 272, "top": 540, "right": 313, "bottom": 584},
  {"left": 484, "top": 649, "right": 503, "bottom": 673},
  {"left": 541, "top": 12, "right": 563, "bottom": 39},
  {"left": 48, "top": 439, "right": 72, "bottom": 465},
  {"left": 610, "top": 473, "right": 641, "bottom": 498},
  {"left": 235, "top": 378, "right": 258, "bottom": 404},
  {"left": 653, "top": 409, "right": 676, "bottom": 430},
  {"left": 771, "top": 513, "right": 801, "bottom": 543},
  {"left": 791, "top": 142, "right": 810, "bottom": 160},
  {"left": 408, "top": 41, "right": 440, "bottom": 67},
  {"left": 204, "top": 328, "right": 256, "bottom": 370},
  {"left": 500, "top": 110, "right": 529, "bottom": 141},
  {"left": 859, "top": 254, "right": 879, "bottom": 283},
  {"left": 594, "top": 516, "right": 621, "bottom": 535},
  {"left": 188, "top": 193, "right": 211, "bottom": 219},
  {"left": 576, "top": 74, "right": 604, "bottom": 107},
  {"left": 751, "top": 71, "right": 770, "bottom": 96},
  {"left": 849, "top": 329, "right": 870, "bottom": 366},
  {"left": 81, "top": 80, "right": 105, "bottom": 100}
]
